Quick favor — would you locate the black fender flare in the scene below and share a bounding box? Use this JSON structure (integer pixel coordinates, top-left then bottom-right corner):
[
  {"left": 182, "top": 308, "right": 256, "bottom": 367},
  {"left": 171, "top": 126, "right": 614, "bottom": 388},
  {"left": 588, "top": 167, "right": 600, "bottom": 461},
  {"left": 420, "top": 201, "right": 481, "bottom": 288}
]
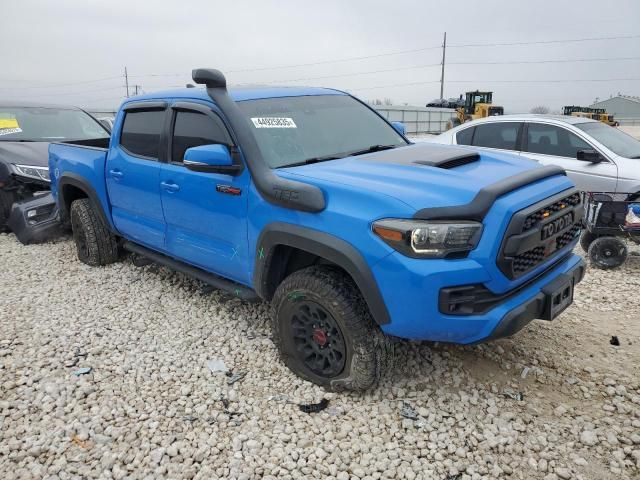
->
[
  {"left": 254, "top": 223, "right": 390, "bottom": 325},
  {"left": 57, "top": 173, "right": 113, "bottom": 232}
]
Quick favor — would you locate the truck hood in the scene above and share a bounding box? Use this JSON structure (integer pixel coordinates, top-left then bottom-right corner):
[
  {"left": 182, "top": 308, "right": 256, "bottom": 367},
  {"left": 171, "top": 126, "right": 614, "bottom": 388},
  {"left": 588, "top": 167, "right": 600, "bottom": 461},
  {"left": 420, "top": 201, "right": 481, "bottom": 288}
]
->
[
  {"left": 0, "top": 142, "right": 50, "bottom": 168},
  {"left": 280, "top": 143, "right": 547, "bottom": 210}
]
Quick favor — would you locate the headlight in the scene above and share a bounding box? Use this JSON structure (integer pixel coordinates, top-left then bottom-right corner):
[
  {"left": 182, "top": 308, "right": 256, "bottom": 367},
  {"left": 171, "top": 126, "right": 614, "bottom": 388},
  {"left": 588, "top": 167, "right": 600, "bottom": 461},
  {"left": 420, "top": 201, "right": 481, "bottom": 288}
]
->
[
  {"left": 372, "top": 219, "right": 483, "bottom": 258},
  {"left": 13, "top": 164, "right": 51, "bottom": 182}
]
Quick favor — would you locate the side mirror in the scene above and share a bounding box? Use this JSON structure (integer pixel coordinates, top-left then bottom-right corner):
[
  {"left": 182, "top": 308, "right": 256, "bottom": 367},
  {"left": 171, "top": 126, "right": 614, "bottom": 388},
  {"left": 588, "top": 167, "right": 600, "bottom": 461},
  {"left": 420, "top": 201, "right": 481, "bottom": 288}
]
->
[
  {"left": 183, "top": 144, "right": 242, "bottom": 175},
  {"left": 391, "top": 121, "right": 406, "bottom": 136},
  {"left": 576, "top": 149, "right": 604, "bottom": 163}
]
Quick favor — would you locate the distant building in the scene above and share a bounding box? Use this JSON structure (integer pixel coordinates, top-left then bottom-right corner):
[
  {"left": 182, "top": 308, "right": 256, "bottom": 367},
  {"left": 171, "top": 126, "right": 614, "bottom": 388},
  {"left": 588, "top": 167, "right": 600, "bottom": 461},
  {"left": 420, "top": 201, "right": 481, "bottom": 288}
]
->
[{"left": 590, "top": 96, "right": 640, "bottom": 124}]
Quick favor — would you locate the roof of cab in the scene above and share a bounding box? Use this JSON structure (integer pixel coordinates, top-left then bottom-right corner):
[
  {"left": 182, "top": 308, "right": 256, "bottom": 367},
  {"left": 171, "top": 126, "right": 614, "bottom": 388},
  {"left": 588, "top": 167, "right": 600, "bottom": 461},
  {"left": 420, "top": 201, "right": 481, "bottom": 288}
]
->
[{"left": 127, "top": 85, "right": 346, "bottom": 104}]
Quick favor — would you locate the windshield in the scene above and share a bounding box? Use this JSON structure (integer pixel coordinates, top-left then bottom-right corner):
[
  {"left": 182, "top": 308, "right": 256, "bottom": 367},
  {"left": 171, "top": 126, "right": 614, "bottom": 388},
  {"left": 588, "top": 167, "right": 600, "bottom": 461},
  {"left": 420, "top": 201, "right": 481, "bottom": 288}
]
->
[
  {"left": 0, "top": 107, "right": 110, "bottom": 142},
  {"left": 236, "top": 95, "right": 408, "bottom": 168},
  {"left": 576, "top": 122, "right": 640, "bottom": 158}
]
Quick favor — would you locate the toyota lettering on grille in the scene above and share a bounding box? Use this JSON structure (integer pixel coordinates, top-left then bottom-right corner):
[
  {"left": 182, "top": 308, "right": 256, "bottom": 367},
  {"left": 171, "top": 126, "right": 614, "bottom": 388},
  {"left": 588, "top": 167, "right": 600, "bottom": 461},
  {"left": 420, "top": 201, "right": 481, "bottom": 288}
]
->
[{"left": 541, "top": 212, "right": 573, "bottom": 241}]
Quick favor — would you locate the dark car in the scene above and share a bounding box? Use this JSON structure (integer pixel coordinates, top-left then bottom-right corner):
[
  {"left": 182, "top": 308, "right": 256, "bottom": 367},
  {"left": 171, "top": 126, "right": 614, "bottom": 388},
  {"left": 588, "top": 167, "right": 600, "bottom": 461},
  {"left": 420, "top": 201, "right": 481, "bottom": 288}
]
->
[{"left": 0, "top": 101, "right": 110, "bottom": 234}]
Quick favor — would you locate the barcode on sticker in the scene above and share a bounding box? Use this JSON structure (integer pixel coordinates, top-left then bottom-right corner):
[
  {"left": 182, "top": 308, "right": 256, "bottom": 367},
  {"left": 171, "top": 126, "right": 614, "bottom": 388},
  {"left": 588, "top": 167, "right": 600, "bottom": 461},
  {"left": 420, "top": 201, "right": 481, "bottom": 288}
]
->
[
  {"left": 251, "top": 117, "right": 297, "bottom": 128},
  {"left": 0, "top": 127, "right": 21, "bottom": 136}
]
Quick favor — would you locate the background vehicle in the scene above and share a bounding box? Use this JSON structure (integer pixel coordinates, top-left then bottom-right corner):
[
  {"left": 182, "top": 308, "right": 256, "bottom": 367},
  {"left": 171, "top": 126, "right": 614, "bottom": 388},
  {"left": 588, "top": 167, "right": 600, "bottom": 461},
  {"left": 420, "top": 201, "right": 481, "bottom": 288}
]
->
[
  {"left": 431, "top": 114, "right": 640, "bottom": 196},
  {"left": 581, "top": 192, "right": 640, "bottom": 268},
  {"left": 49, "top": 68, "right": 584, "bottom": 391},
  {"left": 0, "top": 101, "right": 110, "bottom": 233},
  {"left": 446, "top": 91, "right": 504, "bottom": 129},
  {"left": 563, "top": 106, "right": 619, "bottom": 127},
  {"left": 426, "top": 97, "right": 464, "bottom": 109}
]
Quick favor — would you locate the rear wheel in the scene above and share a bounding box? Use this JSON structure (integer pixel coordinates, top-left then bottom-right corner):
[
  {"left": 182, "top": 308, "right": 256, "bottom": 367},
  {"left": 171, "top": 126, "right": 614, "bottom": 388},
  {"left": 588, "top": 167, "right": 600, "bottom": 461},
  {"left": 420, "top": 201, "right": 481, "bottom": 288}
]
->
[
  {"left": 271, "top": 265, "right": 392, "bottom": 391},
  {"left": 588, "top": 236, "right": 628, "bottom": 270},
  {"left": 70, "top": 198, "right": 119, "bottom": 266},
  {"left": 0, "top": 189, "right": 17, "bottom": 232}
]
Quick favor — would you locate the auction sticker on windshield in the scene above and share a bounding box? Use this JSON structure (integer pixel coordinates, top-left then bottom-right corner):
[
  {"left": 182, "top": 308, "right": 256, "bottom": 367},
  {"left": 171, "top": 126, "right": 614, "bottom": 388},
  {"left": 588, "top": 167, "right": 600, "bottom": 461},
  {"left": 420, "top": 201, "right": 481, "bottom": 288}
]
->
[
  {"left": 251, "top": 117, "right": 297, "bottom": 128},
  {"left": 0, "top": 118, "right": 22, "bottom": 136}
]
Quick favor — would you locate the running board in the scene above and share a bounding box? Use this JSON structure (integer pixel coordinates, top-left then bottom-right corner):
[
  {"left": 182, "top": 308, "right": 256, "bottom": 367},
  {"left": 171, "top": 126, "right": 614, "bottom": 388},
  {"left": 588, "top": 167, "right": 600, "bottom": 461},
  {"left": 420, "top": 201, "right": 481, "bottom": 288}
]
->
[{"left": 122, "top": 241, "right": 260, "bottom": 302}]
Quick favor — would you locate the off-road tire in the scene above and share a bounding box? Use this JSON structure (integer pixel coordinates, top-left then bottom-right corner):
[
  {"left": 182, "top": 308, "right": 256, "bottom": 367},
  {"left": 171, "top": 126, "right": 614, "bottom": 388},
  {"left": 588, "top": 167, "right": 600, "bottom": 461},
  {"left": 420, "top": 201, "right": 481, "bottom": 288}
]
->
[
  {"left": 272, "top": 265, "right": 393, "bottom": 391},
  {"left": 70, "top": 198, "right": 119, "bottom": 266},
  {"left": 588, "top": 236, "right": 628, "bottom": 270},
  {"left": 0, "top": 189, "right": 17, "bottom": 232},
  {"left": 580, "top": 231, "right": 602, "bottom": 252}
]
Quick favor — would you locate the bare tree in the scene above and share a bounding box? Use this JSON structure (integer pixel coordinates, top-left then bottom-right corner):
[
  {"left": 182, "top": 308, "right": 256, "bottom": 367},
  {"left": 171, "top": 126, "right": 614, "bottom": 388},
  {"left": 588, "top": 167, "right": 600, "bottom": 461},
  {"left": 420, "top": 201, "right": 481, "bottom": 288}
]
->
[
  {"left": 530, "top": 105, "right": 550, "bottom": 114},
  {"left": 383, "top": 98, "right": 393, "bottom": 106}
]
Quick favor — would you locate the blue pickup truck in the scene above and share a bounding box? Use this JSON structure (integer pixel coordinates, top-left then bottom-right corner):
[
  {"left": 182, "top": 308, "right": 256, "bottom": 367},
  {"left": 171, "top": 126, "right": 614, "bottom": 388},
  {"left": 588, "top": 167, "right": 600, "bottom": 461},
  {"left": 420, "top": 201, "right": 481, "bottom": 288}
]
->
[{"left": 49, "top": 68, "right": 585, "bottom": 390}]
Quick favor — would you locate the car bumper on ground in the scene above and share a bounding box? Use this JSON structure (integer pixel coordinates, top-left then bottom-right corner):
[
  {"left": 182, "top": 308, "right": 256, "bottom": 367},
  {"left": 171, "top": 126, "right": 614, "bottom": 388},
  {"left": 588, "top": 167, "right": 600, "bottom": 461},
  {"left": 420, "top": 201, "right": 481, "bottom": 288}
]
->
[
  {"left": 374, "top": 251, "right": 585, "bottom": 344},
  {"left": 7, "top": 193, "right": 63, "bottom": 244}
]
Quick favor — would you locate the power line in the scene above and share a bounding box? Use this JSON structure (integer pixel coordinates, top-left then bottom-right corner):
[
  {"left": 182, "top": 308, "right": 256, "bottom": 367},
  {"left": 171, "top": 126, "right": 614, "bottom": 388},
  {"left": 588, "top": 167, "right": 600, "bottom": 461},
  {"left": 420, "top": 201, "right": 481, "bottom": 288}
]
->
[
  {"left": 353, "top": 77, "right": 640, "bottom": 91},
  {"left": 27, "top": 85, "right": 124, "bottom": 98},
  {"left": 3, "top": 33, "right": 639, "bottom": 92},
  {"left": 448, "top": 34, "right": 640, "bottom": 48},
  {"left": 0, "top": 75, "right": 122, "bottom": 90},
  {"left": 253, "top": 56, "right": 640, "bottom": 85}
]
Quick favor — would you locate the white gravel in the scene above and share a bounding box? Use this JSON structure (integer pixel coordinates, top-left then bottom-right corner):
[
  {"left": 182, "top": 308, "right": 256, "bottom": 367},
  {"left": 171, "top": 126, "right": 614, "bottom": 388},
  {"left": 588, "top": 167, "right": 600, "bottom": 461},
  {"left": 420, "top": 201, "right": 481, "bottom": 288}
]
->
[{"left": 0, "top": 232, "right": 639, "bottom": 480}]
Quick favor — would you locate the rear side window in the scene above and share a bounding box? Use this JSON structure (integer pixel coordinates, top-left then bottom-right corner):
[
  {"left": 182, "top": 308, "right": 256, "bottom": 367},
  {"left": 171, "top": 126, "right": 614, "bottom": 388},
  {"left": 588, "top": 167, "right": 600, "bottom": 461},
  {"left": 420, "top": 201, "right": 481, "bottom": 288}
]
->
[
  {"left": 472, "top": 122, "right": 520, "bottom": 150},
  {"left": 526, "top": 123, "right": 591, "bottom": 158},
  {"left": 120, "top": 110, "right": 165, "bottom": 159},
  {"left": 171, "top": 111, "right": 231, "bottom": 163},
  {"left": 456, "top": 127, "right": 474, "bottom": 145}
]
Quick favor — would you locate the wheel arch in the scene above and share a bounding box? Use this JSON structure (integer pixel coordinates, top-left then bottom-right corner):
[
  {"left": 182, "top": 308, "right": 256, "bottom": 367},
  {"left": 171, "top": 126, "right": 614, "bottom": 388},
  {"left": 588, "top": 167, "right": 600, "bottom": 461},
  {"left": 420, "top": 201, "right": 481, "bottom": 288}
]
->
[
  {"left": 58, "top": 174, "right": 113, "bottom": 231},
  {"left": 254, "top": 223, "right": 391, "bottom": 326}
]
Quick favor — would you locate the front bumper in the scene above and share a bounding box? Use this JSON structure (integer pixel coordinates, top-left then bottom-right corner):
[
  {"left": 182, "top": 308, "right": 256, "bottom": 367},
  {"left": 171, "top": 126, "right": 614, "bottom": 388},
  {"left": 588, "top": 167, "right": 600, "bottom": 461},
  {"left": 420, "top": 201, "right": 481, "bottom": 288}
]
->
[
  {"left": 7, "top": 193, "right": 63, "bottom": 244},
  {"left": 374, "top": 251, "right": 585, "bottom": 344}
]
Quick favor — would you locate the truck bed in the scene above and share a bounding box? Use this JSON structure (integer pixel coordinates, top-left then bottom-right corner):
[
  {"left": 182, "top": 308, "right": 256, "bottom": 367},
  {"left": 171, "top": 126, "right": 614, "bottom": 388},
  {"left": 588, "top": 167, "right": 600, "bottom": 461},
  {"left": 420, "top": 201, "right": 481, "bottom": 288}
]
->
[{"left": 48, "top": 141, "right": 112, "bottom": 227}]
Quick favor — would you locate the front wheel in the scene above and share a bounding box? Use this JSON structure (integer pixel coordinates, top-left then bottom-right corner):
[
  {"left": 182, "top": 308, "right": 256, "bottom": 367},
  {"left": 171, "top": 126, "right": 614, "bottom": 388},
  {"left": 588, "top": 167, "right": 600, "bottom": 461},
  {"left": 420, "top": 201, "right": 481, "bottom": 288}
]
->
[
  {"left": 271, "top": 266, "right": 393, "bottom": 391},
  {"left": 70, "top": 198, "right": 119, "bottom": 266},
  {"left": 588, "top": 236, "right": 628, "bottom": 270}
]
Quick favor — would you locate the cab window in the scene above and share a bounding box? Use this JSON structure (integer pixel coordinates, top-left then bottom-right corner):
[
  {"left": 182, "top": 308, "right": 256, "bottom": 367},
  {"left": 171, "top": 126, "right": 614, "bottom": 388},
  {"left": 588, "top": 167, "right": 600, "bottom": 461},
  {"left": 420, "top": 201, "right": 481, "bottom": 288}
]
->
[
  {"left": 120, "top": 110, "right": 165, "bottom": 159},
  {"left": 171, "top": 110, "right": 232, "bottom": 163}
]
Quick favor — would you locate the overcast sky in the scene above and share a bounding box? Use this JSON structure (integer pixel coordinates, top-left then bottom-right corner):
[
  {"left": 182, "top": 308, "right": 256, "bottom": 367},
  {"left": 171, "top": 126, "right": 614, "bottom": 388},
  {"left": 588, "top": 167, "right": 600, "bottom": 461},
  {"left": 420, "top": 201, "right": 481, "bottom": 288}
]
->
[{"left": 2, "top": 0, "right": 639, "bottom": 113}]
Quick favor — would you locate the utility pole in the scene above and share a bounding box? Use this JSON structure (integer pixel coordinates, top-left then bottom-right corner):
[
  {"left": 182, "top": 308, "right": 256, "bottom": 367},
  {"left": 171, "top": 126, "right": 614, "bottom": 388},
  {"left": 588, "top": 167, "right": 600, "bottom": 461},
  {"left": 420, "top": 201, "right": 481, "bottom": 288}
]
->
[
  {"left": 124, "top": 67, "right": 130, "bottom": 98},
  {"left": 439, "top": 32, "right": 447, "bottom": 100}
]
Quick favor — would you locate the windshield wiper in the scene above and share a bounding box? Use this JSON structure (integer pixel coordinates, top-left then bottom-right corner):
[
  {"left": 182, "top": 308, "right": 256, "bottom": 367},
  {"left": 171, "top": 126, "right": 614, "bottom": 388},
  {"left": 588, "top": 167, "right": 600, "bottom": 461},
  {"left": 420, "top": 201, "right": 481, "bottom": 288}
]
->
[
  {"left": 279, "top": 154, "right": 344, "bottom": 168},
  {"left": 278, "top": 144, "right": 399, "bottom": 168},
  {"left": 346, "top": 144, "right": 398, "bottom": 157}
]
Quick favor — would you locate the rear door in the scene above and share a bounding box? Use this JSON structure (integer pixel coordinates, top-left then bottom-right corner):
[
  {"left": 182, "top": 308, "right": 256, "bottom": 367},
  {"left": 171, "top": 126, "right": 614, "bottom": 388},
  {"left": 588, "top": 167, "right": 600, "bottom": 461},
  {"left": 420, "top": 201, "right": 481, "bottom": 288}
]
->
[
  {"left": 522, "top": 122, "right": 618, "bottom": 192},
  {"left": 106, "top": 102, "right": 167, "bottom": 250},
  {"left": 159, "top": 102, "right": 250, "bottom": 283}
]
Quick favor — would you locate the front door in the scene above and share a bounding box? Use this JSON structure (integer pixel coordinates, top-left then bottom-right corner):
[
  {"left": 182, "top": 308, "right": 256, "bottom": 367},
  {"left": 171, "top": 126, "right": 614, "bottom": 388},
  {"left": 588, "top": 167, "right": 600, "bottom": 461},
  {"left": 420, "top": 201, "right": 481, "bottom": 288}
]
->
[
  {"left": 522, "top": 123, "right": 618, "bottom": 193},
  {"left": 106, "top": 105, "right": 167, "bottom": 250},
  {"left": 159, "top": 103, "right": 250, "bottom": 284}
]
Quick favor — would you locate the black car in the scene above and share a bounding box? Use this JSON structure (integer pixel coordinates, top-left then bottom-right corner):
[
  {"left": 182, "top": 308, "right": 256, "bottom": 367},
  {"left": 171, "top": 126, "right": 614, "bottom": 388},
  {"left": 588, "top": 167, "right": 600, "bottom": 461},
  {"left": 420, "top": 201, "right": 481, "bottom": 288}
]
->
[{"left": 0, "top": 101, "right": 110, "bottom": 237}]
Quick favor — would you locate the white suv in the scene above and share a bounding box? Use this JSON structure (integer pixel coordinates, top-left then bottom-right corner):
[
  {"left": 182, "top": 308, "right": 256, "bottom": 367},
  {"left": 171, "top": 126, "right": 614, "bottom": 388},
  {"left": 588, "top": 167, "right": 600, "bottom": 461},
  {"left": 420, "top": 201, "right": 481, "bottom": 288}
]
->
[{"left": 431, "top": 114, "right": 640, "bottom": 197}]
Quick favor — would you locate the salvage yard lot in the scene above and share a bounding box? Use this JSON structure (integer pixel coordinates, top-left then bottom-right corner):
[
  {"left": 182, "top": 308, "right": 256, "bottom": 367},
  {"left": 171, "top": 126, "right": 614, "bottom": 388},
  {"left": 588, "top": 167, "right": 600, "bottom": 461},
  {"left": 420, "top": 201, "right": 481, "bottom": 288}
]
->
[{"left": 0, "top": 233, "right": 639, "bottom": 480}]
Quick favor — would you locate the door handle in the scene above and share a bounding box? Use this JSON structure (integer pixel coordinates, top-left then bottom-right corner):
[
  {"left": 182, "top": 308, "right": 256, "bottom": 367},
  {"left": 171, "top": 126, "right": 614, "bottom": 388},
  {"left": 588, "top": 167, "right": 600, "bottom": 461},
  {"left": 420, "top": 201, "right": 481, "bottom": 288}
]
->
[
  {"left": 109, "top": 169, "right": 124, "bottom": 179},
  {"left": 160, "top": 181, "right": 180, "bottom": 193}
]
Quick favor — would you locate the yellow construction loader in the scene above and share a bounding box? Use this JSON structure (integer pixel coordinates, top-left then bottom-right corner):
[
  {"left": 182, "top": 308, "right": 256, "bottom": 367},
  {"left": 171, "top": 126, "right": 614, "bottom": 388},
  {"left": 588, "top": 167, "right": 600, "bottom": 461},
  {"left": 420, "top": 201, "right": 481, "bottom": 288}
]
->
[{"left": 446, "top": 91, "right": 504, "bottom": 129}]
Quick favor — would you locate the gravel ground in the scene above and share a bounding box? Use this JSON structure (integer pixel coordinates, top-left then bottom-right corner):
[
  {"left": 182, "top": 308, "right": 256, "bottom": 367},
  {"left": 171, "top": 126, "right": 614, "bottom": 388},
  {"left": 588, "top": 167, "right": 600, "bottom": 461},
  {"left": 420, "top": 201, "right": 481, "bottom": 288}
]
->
[{"left": 1, "top": 232, "right": 639, "bottom": 480}]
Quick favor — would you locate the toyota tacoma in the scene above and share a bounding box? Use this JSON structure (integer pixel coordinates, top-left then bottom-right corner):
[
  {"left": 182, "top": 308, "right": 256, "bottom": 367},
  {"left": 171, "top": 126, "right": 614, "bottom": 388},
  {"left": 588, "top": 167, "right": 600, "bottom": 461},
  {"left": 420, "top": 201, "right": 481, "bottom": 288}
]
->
[{"left": 48, "top": 68, "right": 585, "bottom": 390}]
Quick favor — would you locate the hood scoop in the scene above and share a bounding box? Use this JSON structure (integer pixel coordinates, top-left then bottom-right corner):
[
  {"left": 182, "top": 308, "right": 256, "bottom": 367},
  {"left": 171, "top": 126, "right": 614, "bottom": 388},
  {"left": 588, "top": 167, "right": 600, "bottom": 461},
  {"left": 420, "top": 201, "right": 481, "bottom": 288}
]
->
[{"left": 364, "top": 143, "right": 480, "bottom": 170}]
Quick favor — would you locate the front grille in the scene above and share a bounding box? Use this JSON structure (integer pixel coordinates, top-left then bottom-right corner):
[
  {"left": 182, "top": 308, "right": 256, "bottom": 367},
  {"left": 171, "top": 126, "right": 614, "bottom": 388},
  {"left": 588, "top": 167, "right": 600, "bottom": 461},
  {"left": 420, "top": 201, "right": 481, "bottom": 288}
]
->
[
  {"left": 498, "top": 190, "right": 582, "bottom": 279},
  {"left": 523, "top": 192, "right": 581, "bottom": 231}
]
